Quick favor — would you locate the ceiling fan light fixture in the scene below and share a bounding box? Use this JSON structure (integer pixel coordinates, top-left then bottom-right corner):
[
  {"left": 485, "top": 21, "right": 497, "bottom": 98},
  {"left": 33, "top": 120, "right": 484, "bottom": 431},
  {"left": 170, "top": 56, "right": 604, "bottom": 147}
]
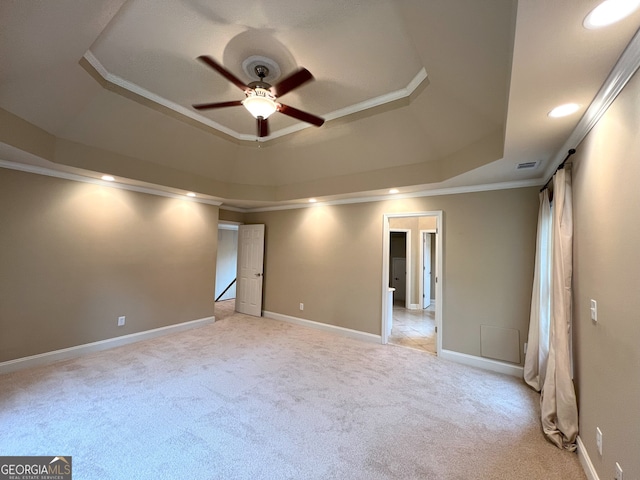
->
[
  {"left": 583, "top": 0, "right": 640, "bottom": 29},
  {"left": 242, "top": 88, "right": 278, "bottom": 119}
]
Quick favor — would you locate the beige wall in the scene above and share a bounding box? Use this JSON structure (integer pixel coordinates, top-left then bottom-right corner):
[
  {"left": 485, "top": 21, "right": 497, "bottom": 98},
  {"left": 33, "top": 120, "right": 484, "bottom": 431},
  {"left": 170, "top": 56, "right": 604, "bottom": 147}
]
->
[
  {"left": 0, "top": 169, "right": 219, "bottom": 362},
  {"left": 572, "top": 69, "right": 640, "bottom": 478},
  {"left": 219, "top": 208, "right": 245, "bottom": 224},
  {"left": 246, "top": 187, "right": 538, "bottom": 362}
]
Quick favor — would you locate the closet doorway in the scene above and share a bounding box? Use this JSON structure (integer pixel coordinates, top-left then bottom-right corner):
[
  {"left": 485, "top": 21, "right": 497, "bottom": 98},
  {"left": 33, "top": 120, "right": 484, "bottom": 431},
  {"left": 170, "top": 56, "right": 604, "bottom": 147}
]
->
[{"left": 215, "top": 222, "right": 239, "bottom": 320}]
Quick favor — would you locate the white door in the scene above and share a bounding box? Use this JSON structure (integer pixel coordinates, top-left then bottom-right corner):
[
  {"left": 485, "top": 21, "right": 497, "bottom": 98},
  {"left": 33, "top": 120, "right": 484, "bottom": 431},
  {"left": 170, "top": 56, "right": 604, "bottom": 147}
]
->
[
  {"left": 423, "top": 233, "right": 432, "bottom": 308},
  {"left": 387, "top": 288, "right": 395, "bottom": 337},
  {"left": 236, "top": 224, "right": 265, "bottom": 317}
]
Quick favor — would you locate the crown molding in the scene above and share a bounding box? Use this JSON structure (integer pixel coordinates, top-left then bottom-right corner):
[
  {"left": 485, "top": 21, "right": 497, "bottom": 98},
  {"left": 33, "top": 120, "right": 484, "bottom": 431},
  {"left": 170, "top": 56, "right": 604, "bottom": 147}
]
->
[
  {"left": 0, "top": 159, "right": 223, "bottom": 206},
  {"left": 544, "top": 27, "right": 640, "bottom": 179},
  {"left": 83, "top": 50, "right": 427, "bottom": 143},
  {"left": 1, "top": 159, "right": 540, "bottom": 215},
  {"left": 226, "top": 178, "right": 542, "bottom": 213}
]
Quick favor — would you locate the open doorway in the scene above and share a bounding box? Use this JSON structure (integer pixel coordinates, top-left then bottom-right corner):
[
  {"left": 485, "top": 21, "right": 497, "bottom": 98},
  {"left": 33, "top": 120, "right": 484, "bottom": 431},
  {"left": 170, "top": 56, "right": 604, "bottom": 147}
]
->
[
  {"left": 215, "top": 222, "right": 239, "bottom": 321},
  {"left": 382, "top": 212, "right": 443, "bottom": 355},
  {"left": 389, "top": 229, "right": 411, "bottom": 309}
]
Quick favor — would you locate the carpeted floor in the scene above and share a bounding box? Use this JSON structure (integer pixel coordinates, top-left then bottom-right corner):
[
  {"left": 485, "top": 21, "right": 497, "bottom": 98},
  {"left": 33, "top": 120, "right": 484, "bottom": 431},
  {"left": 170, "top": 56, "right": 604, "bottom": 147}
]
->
[
  {"left": 214, "top": 298, "right": 236, "bottom": 321},
  {"left": 0, "top": 311, "right": 585, "bottom": 479}
]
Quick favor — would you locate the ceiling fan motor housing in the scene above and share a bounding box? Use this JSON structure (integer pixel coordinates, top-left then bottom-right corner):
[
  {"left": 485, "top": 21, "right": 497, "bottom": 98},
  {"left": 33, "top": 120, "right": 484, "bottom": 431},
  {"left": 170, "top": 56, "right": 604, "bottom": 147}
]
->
[
  {"left": 244, "top": 87, "right": 277, "bottom": 107},
  {"left": 247, "top": 66, "right": 273, "bottom": 90}
]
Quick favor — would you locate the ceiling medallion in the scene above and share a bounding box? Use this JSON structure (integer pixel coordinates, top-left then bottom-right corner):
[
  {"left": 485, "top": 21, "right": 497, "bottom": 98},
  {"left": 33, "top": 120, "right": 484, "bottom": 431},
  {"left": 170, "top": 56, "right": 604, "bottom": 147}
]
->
[{"left": 241, "top": 55, "right": 282, "bottom": 83}]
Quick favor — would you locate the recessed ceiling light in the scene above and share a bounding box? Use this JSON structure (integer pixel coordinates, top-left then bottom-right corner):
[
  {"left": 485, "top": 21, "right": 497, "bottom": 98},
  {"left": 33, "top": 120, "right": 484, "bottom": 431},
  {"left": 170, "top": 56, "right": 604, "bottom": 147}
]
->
[
  {"left": 389, "top": 189, "right": 399, "bottom": 194},
  {"left": 186, "top": 192, "right": 196, "bottom": 197},
  {"left": 308, "top": 198, "right": 317, "bottom": 203},
  {"left": 548, "top": 103, "right": 581, "bottom": 118},
  {"left": 584, "top": 0, "right": 640, "bottom": 29},
  {"left": 101, "top": 175, "right": 115, "bottom": 182}
]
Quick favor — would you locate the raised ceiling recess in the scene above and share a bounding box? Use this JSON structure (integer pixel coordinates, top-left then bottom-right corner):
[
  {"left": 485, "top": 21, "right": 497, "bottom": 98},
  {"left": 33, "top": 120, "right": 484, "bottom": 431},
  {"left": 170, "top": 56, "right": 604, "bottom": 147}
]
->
[{"left": 81, "top": 0, "right": 428, "bottom": 142}]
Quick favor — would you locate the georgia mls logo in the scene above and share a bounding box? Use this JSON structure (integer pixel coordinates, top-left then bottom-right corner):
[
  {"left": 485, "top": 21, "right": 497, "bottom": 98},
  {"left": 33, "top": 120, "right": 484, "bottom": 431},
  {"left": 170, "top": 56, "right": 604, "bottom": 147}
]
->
[
  {"left": 0, "top": 456, "right": 72, "bottom": 480},
  {"left": 49, "top": 457, "right": 71, "bottom": 474}
]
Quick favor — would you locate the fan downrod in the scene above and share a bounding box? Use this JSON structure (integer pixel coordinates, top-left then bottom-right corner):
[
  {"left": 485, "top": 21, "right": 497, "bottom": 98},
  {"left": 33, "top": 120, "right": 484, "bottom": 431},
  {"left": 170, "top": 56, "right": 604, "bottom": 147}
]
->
[
  {"left": 249, "top": 65, "right": 272, "bottom": 90},
  {"left": 254, "top": 65, "right": 269, "bottom": 79}
]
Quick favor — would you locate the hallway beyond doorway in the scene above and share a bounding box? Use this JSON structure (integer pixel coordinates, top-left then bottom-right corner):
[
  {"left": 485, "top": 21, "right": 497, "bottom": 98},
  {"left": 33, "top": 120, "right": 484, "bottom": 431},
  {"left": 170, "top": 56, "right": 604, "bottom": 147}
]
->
[{"left": 389, "top": 303, "right": 436, "bottom": 354}]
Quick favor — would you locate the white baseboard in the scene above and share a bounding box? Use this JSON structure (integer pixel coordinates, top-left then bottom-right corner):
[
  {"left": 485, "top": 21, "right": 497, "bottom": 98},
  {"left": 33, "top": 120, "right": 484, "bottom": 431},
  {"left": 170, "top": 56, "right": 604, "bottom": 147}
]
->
[
  {"left": 0, "top": 316, "right": 215, "bottom": 375},
  {"left": 263, "top": 311, "right": 382, "bottom": 344},
  {"left": 577, "top": 435, "right": 599, "bottom": 480},
  {"left": 439, "top": 349, "right": 524, "bottom": 377},
  {"left": 408, "top": 304, "right": 421, "bottom": 310}
]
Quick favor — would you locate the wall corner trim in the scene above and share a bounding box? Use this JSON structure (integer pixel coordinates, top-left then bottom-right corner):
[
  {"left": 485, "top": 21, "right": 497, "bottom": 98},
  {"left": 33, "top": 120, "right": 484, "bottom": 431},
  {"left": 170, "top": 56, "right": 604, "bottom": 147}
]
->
[
  {"left": 439, "top": 349, "right": 524, "bottom": 377},
  {"left": 0, "top": 316, "right": 215, "bottom": 375},
  {"left": 263, "top": 311, "right": 382, "bottom": 344},
  {"left": 577, "top": 436, "right": 600, "bottom": 480}
]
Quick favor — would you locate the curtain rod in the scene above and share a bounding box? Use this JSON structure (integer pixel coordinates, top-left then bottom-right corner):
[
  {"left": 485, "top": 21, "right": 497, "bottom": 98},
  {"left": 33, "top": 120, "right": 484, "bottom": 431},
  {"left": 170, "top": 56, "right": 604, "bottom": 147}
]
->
[{"left": 540, "top": 148, "right": 577, "bottom": 192}]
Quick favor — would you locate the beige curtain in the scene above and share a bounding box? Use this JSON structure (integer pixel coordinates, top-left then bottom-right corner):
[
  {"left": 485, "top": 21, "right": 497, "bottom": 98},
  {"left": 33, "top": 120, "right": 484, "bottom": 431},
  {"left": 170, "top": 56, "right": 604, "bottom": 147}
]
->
[
  {"left": 540, "top": 168, "right": 578, "bottom": 451},
  {"left": 524, "top": 191, "right": 552, "bottom": 391}
]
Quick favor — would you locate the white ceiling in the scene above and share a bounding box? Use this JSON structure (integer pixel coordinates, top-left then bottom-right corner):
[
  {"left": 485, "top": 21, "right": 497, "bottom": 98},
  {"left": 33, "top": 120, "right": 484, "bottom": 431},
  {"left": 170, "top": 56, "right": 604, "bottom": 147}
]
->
[{"left": 1, "top": 0, "right": 639, "bottom": 209}]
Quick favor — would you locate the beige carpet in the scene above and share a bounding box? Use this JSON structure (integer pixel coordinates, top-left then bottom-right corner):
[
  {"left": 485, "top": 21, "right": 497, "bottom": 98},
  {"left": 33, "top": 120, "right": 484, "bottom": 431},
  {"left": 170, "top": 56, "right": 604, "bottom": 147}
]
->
[
  {"left": 0, "top": 312, "right": 585, "bottom": 479},
  {"left": 214, "top": 298, "right": 236, "bottom": 321}
]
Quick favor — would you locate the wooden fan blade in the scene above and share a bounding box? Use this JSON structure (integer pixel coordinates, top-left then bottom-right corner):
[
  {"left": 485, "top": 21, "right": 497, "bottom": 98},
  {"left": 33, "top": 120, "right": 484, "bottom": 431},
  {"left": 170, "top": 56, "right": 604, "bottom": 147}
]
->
[
  {"left": 197, "top": 55, "right": 249, "bottom": 92},
  {"left": 193, "top": 100, "right": 243, "bottom": 110},
  {"left": 277, "top": 103, "right": 324, "bottom": 127},
  {"left": 257, "top": 117, "right": 270, "bottom": 137},
  {"left": 270, "top": 68, "right": 314, "bottom": 98}
]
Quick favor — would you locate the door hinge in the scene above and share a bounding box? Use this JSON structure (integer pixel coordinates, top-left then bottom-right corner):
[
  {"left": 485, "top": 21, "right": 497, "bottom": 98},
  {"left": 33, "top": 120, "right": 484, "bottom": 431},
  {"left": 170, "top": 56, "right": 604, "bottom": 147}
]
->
[{"left": 435, "top": 326, "right": 438, "bottom": 333}]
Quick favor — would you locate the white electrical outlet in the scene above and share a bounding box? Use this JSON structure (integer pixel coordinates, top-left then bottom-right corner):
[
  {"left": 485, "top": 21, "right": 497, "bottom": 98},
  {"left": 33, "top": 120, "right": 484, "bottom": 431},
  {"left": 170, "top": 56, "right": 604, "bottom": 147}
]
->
[
  {"left": 596, "top": 427, "right": 603, "bottom": 456},
  {"left": 615, "top": 462, "right": 623, "bottom": 480},
  {"left": 299, "top": 303, "right": 304, "bottom": 311},
  {"left": 118, "top": 316, "right": 126, "bottom": 327},
  {"left": 590, "top": 299, "right": 597, "bottom": 322}
]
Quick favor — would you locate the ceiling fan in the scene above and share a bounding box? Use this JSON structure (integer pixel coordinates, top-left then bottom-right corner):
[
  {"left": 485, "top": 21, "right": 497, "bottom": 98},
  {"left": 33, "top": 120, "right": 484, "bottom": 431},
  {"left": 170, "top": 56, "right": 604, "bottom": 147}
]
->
[{"left": 192, "top": 55, "right": 325, "bottom": 138}]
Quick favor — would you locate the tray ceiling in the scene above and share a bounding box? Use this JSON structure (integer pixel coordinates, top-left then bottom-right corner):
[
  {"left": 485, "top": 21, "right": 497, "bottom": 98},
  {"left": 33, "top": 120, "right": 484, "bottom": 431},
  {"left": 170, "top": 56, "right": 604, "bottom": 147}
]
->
[{"left": 1, "top": 0, "right": 639, "bottom": 209}]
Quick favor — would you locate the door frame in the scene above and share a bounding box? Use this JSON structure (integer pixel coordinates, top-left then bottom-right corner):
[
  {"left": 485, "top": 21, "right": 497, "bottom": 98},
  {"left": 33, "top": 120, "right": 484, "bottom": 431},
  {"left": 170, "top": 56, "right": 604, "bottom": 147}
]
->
[
  {"left": 419, "top": 229, "right": 436, "bottom": 309},
  {"left": 382, "top": 212, "right": 443, "bottom": 355},
  {"left": 389, "top": 229, "right": 411, "bottom": 309}
]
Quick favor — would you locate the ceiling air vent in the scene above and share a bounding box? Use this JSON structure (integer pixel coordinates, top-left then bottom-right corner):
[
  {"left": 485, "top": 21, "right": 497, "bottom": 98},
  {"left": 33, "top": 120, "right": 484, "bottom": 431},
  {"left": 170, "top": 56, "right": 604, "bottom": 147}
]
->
[{"left": 516, "top": 161, "right": 539, "bottom": 170}]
